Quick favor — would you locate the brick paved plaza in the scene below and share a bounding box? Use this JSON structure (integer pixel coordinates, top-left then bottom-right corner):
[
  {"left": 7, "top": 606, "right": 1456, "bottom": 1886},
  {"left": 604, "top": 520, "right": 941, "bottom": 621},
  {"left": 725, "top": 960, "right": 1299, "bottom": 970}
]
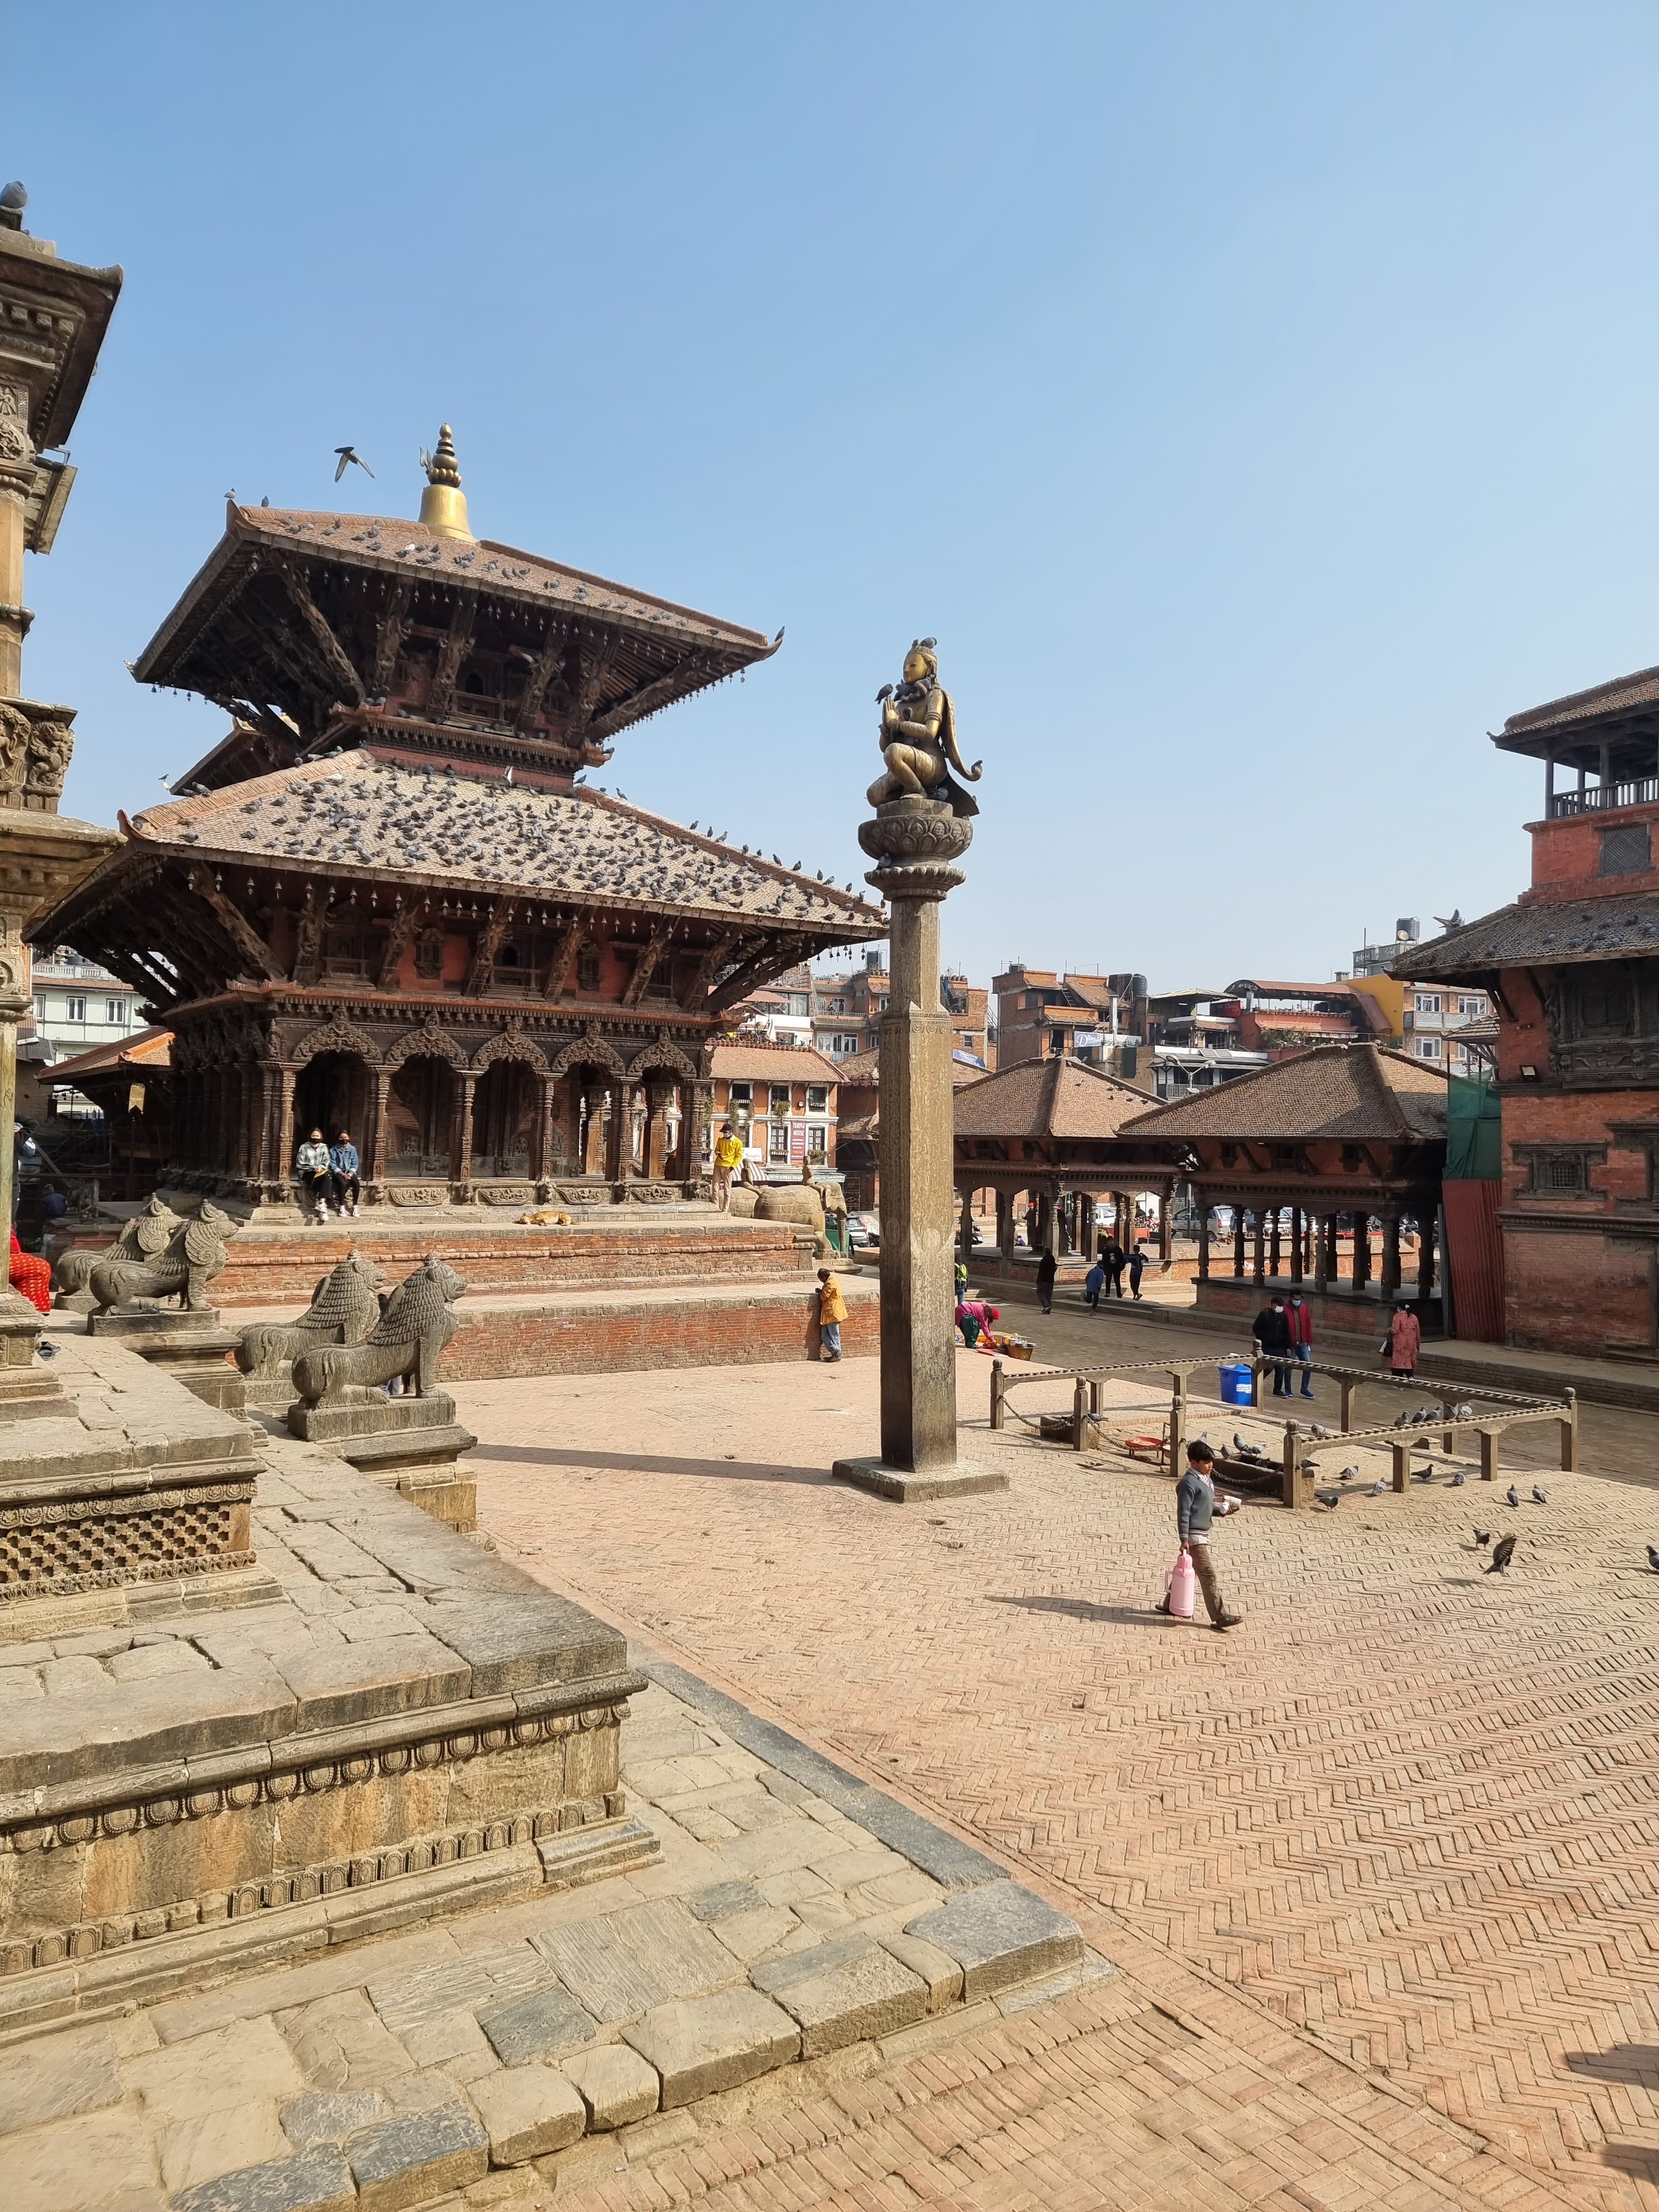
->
[{"left": 457, "top": 1320, "right": 1659, "bottom": 2210}]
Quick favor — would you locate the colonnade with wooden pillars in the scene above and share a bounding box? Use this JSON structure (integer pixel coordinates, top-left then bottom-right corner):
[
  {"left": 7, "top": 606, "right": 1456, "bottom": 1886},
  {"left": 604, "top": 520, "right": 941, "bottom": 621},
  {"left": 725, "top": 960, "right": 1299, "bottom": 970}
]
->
[{"left": 1193, "top": 1198, "right": 1437, "bottom": 1301}]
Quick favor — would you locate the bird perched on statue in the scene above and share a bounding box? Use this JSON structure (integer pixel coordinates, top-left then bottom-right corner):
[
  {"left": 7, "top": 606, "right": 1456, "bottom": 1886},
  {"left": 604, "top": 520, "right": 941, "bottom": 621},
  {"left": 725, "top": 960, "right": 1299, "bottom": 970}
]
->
[
  {"left": 1488, "top": 1533, "right": 1517, "bottom": 1573},
  {"left": 1533, "top": 1485, "right": 1548, "bottom": 1505},
  {"left": 1506, "top": 1484, "right": 1521, "bottom": 1508},
  {"left": 333, "top": 445, "right": 374, "bottom": 481}
]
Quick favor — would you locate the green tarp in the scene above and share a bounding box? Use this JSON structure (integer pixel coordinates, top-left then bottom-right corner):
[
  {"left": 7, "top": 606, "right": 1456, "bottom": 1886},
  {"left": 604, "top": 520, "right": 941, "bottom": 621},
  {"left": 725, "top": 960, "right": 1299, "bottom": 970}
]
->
[{"left": 1445, "top": 1074, "right": 1501, "bottom": 1182}]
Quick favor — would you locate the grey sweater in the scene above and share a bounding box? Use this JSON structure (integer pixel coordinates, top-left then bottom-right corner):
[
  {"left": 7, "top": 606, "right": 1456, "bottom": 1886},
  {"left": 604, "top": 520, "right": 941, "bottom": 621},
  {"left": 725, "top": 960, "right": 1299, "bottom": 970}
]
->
[{"left": 1176, "top": 1465, "right": 1215, "bottom": 1540}]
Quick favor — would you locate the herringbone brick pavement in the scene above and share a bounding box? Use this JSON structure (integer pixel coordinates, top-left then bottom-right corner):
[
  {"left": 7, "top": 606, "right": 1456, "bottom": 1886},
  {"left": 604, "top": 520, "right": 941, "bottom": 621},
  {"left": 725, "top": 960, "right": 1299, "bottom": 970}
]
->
[{"left": 457, "top": 1342, "right": 1659, "bottom": 2209}]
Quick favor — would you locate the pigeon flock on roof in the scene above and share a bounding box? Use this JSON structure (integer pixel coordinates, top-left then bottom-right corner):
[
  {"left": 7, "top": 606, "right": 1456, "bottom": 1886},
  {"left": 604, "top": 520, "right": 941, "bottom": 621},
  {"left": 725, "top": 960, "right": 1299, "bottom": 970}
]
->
[{"left": 133, "top": 751, "right": 880, "bottom": 928}]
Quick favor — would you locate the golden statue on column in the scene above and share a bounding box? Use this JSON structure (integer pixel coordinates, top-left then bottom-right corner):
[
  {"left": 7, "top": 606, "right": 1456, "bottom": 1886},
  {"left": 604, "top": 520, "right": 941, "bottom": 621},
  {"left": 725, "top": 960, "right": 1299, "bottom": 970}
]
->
[{"left": 868, "top": 639, "right": 982, "bottom": 816}]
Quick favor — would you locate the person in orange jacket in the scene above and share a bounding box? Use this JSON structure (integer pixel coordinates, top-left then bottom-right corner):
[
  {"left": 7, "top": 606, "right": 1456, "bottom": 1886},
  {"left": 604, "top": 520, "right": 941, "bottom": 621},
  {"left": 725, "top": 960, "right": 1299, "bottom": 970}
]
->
[{"left": 817, "top": 1266, "right": 847, "bottom": 1361}]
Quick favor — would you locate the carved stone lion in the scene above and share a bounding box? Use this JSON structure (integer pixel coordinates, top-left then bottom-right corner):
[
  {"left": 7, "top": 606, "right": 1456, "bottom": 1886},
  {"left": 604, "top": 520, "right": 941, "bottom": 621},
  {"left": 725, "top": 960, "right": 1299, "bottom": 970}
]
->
[
  {"left": 90, "top": 1202, "right": 239, "bottom": 1314},
  {"left": 55, "top": 1194, "right": 183, "bottom": 1308},
  {"left": 235, "top": 1249, "right": 385, "bottom": 1379},
  {"left": 290, "top": 1254, "right": 467, "bottom": 1407}
]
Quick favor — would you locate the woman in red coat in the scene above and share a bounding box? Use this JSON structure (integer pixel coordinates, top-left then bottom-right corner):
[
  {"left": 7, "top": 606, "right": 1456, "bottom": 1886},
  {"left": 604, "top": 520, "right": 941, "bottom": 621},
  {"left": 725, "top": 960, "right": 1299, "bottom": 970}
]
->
[{"left": 1385, "top": 1300, "right": 1421, "bottom": 1380}]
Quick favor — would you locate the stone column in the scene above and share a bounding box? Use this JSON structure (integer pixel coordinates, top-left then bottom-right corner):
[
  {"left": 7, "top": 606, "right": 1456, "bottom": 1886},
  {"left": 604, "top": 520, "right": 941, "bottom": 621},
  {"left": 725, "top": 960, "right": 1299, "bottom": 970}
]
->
[
  {"left": 834, "top": 791, "right": 995, "bottom": 1497},
  {"left": 455, "top": 1072, "right": 477, "bottom": 1189},
  {"left": 582, "top": 1083, "right": 606, "bottom": 1175},
  {"left": 276, "top": 1068, "right": 296, "bottom": 1191},
  {"left": 645, "top": 1083, "right": 670, "bottom": 1180},
  {"left": 369, "top": 1070, "right": 392, "bottom": 1186}
]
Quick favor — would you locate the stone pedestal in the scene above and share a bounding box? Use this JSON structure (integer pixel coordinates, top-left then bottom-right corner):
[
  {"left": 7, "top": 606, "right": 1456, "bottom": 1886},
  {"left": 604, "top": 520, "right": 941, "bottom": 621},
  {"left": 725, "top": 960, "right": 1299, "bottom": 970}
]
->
[
  {"left": 86, "top": 1304, "right": 247, "bottom": 1412},
  {"left": 287, "top": 1389, "right": 479, "bottom": 1530},
  {"left": 832, "top": 797, "right": 1006, "bottom": 1505}
]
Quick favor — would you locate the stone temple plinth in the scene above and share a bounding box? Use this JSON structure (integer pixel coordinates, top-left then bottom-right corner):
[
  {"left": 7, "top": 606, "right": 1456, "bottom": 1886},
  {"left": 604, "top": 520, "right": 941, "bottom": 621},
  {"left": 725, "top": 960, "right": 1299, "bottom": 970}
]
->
[{"left": 832, "top": 797, "right": 1006, "bottom": 1504}]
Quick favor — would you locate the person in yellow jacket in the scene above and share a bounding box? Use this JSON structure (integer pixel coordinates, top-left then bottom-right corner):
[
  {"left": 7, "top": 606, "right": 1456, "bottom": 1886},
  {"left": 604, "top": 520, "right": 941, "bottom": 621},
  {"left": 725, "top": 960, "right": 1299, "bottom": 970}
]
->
[
  {"left": 711, "top": 1120, "right": 744, "bottom": 1211},
  {"left": 817, "top": 1266, "right": 848, "bottom": 1361}
]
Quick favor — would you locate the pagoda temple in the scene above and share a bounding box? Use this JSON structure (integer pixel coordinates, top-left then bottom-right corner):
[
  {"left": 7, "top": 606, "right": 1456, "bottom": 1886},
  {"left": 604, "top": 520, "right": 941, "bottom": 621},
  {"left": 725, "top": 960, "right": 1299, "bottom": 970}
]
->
[{"left": 38, "top": 436, "right": 884, "bottom": 1214}]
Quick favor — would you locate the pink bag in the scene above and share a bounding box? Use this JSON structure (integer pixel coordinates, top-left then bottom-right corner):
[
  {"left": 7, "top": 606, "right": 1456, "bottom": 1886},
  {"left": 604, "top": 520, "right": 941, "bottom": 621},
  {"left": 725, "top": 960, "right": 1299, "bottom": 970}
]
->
[{"left": 1166, "top": 1550, "right": 1196, "bottom": 1620}]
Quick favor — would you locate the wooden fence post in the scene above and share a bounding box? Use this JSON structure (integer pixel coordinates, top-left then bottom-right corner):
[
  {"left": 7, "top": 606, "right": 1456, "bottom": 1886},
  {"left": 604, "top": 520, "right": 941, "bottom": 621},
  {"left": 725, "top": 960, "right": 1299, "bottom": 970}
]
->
[
  {"left": 990, "top": 1358, "right": 1005, "bottom": 1430},
  {"left": 1561, "top": 1386, "right": 1578, "bottom": 1472}
]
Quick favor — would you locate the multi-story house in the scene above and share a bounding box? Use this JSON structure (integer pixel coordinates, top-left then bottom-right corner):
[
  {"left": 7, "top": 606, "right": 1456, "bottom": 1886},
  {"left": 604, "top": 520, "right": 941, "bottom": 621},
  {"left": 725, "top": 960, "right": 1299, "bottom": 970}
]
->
[
  {"left": 707, "top": 1044, "right": 841, "bottom": 1180},
  {"left": 28, "top": 947, "right": 143, "bottom": 1097},
  {"left": 993, "top": 966, "right": 1149, "bottom": 1070}
]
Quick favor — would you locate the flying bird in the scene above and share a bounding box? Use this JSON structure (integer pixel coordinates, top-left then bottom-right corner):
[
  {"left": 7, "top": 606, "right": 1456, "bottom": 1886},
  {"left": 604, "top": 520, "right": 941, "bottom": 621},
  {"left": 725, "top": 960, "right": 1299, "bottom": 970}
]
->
[
  {"left": 1506, "top": 1485, "right": 1521, "bottom": 1508},
  {"left": 1532, "top": 1485, "right": 1548, "bottom": 1505},
  {"left": 1488, "top": 1533, "right": 1517, "bottom": 1573},
  {"left": 333, "top": 446, "right": 374, "bottom": 481}
]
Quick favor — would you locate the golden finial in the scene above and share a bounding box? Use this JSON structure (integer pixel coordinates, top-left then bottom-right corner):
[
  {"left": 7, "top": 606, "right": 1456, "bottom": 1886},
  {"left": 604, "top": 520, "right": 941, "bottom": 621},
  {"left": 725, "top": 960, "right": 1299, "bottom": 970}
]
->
[{"left": 416, "top": 424, "right": 473, "bottom": 540}]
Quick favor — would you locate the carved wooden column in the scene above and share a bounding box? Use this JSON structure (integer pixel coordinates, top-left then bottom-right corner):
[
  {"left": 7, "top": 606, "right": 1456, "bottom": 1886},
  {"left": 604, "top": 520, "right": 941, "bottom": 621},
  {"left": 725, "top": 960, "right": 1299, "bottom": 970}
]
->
[
  {"left": 604, "top": 1082, "right": 632, "bottom": 1182},
  {"left": 1233, "top": 1209, "right": 1246, "bottom": 1277},
  {"left": 1352, "top": 1211, "right": 1371, "bottom": 1290},
  {"left": 1159, "top": 1185, "right": 1172, "bottom": 1264},
  {"left": 958, "top": 1186, "right": 977, "bottom": 1266},
  {"left": 1269, "top": 1208, "right": 1281, "bottom": 1280},
  {"left": 995, "top": 1188, "right": 1014, "bottom": 1260},
  {"left": 369, "top": 1070, "right": 392, "bottom": 1186},
  {"left": 1197, "top": 1207, "right": 1211, "bottom": 1282},
  {"left": 1078, "top": 1193, "right": 1095, "bottom": 1261},
  {"left": 455, "top": 1073, "right": 477, "bottom": 1190},
  {"left": 1418, "top": 1207, "right": 1437, "bottom": 1300},
  {"left": 1317, "top": 1212, "right": 1334, "bottom": 1291},
  {"left": 1251, "top": 1210, "right": 1265, "bottom": 1285}
]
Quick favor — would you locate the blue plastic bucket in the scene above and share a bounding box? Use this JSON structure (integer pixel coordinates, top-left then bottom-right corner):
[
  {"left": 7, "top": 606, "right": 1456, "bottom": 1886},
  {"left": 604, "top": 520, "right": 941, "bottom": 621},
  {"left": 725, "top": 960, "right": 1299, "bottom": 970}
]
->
[{"left": 1218, "top": 1361, "right": 1253, "bottom": 1407}]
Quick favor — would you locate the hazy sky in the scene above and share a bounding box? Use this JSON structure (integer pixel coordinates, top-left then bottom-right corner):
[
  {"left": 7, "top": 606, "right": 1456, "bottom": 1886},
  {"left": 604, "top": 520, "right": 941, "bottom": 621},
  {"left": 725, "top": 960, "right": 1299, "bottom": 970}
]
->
[{"left": 10, "top": 3, "right": 1659, "bottom": 989}]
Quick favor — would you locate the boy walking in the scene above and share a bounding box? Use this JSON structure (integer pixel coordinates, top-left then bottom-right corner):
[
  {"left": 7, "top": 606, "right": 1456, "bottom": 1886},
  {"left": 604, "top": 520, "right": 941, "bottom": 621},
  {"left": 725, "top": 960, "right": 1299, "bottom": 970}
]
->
[
  {"left": 1159, "top": 1440, "right": 1243, "bottom": 1631},
  {"left": 816, "top": 1266, "right": 847, "bottom": 1360}
]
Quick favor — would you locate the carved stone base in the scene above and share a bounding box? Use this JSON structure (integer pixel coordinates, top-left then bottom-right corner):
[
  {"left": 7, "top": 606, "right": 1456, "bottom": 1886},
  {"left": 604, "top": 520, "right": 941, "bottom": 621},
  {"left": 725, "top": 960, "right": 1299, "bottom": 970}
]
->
[{"left": 85, "top": 1305, "right": 247, "bottom": 1412}]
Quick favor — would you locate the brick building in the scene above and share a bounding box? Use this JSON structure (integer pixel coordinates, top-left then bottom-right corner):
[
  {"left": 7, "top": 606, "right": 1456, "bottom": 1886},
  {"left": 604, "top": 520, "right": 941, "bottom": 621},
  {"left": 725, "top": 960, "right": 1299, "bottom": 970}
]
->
[
  {"left": 1215, "top": 978, "right": 1394, "bottom": 1057},
  {"left": 993, "top": 966, "right": 1148, "bottom": 1070},
  {"left": 1395, "top": 658, "right": 1659, "bottom": 1357},
  {"left": 707, "top": 1042, "right": 840, "bottom": 1180}
]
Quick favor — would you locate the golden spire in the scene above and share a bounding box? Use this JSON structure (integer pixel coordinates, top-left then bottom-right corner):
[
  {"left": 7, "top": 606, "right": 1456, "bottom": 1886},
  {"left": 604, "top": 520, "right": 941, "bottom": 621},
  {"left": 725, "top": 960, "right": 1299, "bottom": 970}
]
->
[{"left": 417, "top": 424, "right": 473, "bottom": 541}]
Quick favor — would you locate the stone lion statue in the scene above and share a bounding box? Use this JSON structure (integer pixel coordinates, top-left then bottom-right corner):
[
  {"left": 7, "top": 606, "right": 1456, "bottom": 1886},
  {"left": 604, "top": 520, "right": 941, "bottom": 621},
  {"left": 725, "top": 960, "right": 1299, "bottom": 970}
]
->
[
  {"left": 89, "top": 1202, "right": 238, "bottom": 1314},
  {"left": 235, "top": 1249, "right": 385, "bottom": 1379},
  {"left": 291, "top": 1254, "right": 467, "bottom": 1407},
  {"left": 54, "top": 1193, "right": 181, "bottom": 1309}
]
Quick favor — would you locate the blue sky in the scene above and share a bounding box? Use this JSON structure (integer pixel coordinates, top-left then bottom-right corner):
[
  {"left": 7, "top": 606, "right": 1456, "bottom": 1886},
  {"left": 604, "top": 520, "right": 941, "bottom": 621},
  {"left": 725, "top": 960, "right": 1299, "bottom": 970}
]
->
[{"left": 10, "top": 2, "right": 1659, "bottom": 989}]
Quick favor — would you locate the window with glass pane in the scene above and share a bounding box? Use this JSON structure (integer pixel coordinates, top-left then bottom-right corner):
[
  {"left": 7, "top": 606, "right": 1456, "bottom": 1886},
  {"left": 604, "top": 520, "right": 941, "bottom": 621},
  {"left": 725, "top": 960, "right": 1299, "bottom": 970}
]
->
[
  {"left": 806, "top": 1124, "right": 828, "bottom": 1161},
  {"left": 806, "top": 1086, "right": 827, "bottom": 1113},
  {"left": 768, "top": 1121, "right": 790, "bottom": 1162}
]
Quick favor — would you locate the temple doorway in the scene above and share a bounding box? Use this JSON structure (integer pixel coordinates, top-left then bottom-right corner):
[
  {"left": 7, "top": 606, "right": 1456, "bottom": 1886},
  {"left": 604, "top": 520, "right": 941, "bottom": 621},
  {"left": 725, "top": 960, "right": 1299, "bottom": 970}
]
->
[
  {"left": 294, "top": 1052, "right": 372, "bottom": 1161},
  {"left": 474, "top": 1061, "right": 536, "bottom": 1178},
  {"left": 387, "top": 1055, "right": 456, "bottom": 1180}
]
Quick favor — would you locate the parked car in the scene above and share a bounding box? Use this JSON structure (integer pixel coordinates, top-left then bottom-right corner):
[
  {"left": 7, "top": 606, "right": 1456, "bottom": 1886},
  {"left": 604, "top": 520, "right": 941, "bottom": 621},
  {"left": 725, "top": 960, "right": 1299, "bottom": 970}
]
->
[{"left": 848, "top": 1212, "right": 880, "bottom": 1251}]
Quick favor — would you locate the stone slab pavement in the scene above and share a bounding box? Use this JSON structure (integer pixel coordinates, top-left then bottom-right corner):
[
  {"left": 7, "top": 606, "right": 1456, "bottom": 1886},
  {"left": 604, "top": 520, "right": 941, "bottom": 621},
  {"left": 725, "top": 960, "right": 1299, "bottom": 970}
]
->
[{"left": 455, "top": 1334, "right": 1659, "bottom": 2210}]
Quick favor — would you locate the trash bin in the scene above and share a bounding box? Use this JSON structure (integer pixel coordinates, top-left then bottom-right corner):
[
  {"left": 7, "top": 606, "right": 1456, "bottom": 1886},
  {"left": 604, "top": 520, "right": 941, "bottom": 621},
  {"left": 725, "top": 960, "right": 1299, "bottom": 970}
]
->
[{"left": 1218, "top": 1361, "right": 1254, "bottom": 1407}]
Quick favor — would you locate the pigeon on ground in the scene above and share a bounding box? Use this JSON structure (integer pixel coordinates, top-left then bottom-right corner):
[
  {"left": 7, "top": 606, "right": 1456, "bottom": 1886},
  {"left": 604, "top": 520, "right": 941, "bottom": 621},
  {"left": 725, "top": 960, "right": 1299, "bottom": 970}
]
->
[
  {"left": 1648, "top": 1545, "right": 1659, "bottom": 1572},
  {"left": 1488, "top": 1534, "right": 1517, "bottom": 1573},
  {"left": 1370, "top": 1478, "right": 1388, "bottom": 1496},
  {"left": 1311, "top": 1422, "right": 1330, "bottom": 1439},
  {"left": 1233, "top": 1433, "right": 1264, "bottom": 1461},
  {"left": 1532, "top": 1485, "right": 1548, "bottom": 1505},
  {"left": 1413, "top": 1467, "right": 1434, "bottom": 1483},
  {"left": 1473, "top": 1528, "right": 1490, "bottom": 1547},
  {"left": 1340, "top": 1464, "right": 1359, "bottom": 1483},
  {"left": 1451, "top": 1468, "right": 1468, "bottom": 1486},
  {"left": 1506, "top": 1485, "right": 1521, "bottom": 1508},
  {"left": 1316, "top": 1489, "right": 1342, "bottom": 1510}
]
